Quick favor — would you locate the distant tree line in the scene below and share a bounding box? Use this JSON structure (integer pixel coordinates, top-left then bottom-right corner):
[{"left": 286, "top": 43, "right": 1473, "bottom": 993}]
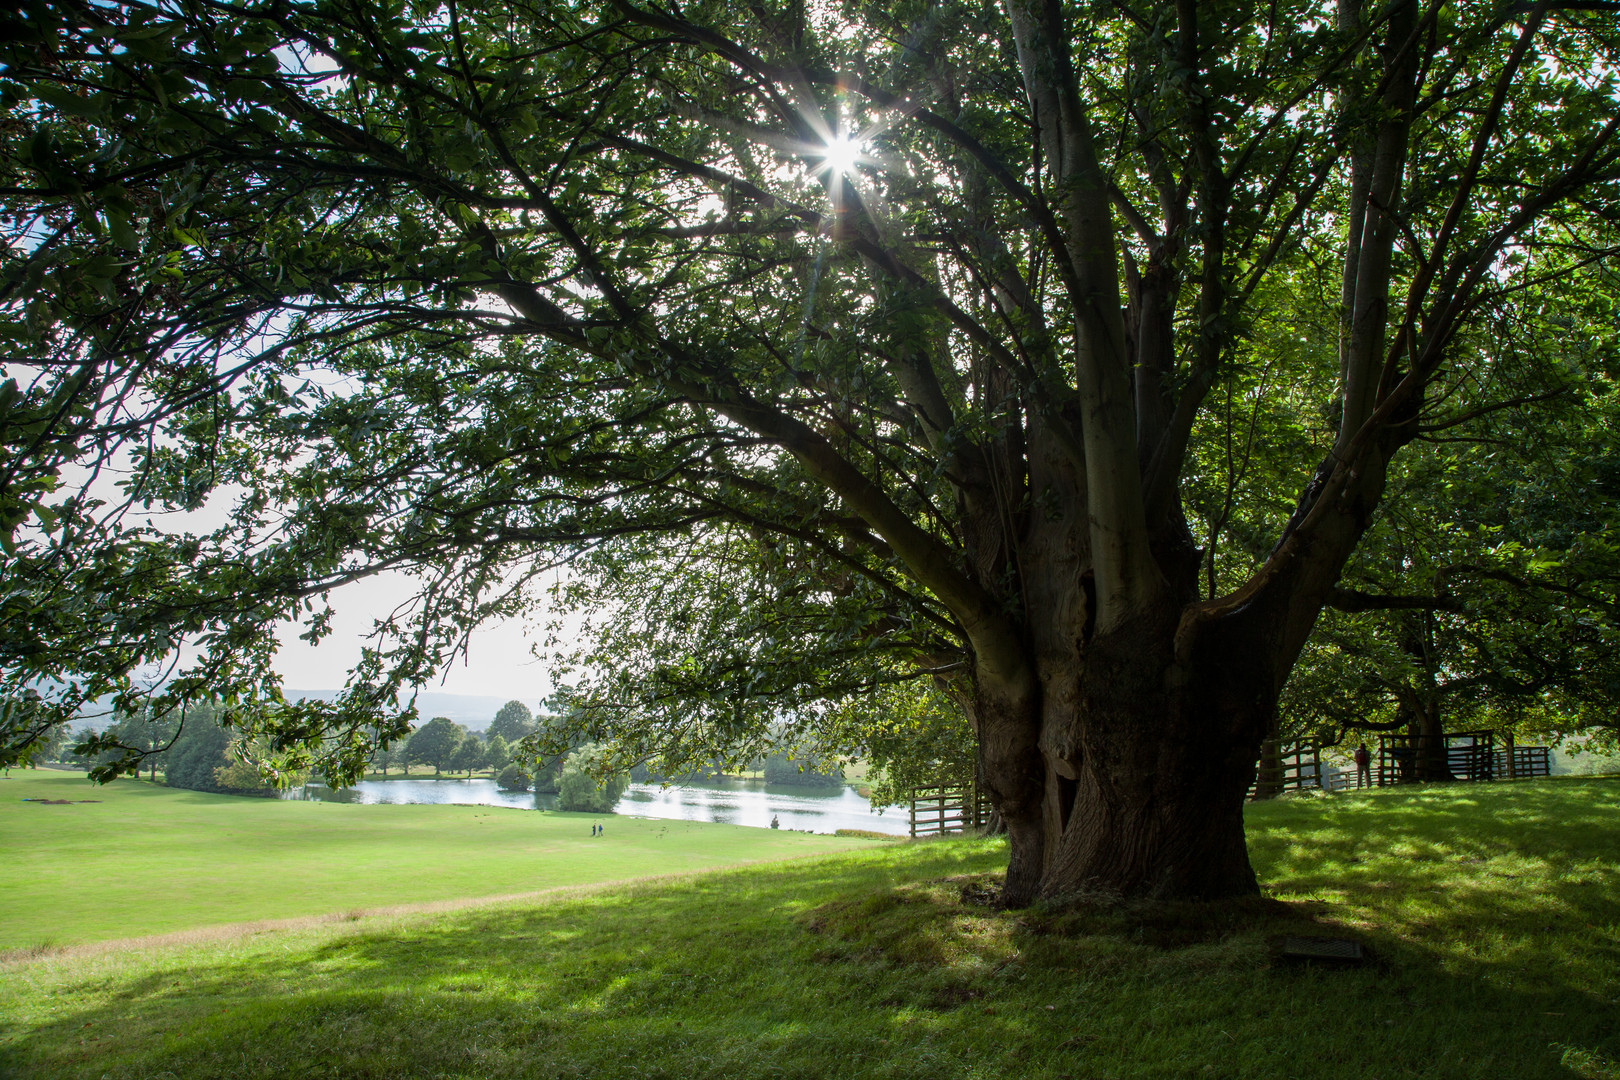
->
[
  {"left": 27, "top": 697, "right": 553, "bottom": 794},
  {"left": 22, "top": 694, "right": 851, "bottom": 808},
  {"left": 363, "top": 699, "right": 629, "bottom": 813},
  {"left": 33, "top": 701, "right": 297, "bottom": 795},
  {"left": 626, "top": 747, "right": 844, "bottom": 789}
]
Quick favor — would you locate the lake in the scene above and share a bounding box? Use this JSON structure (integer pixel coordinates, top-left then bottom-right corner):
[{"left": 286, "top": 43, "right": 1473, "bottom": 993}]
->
[{"left": 282, "top": 775, "right": 908, "bottom": 835}]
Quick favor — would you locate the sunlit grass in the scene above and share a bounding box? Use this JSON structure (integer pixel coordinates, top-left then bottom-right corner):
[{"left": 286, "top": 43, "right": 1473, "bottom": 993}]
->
[
  {"left": 2, "top": 777, "right": 1616, "bottom": 1079},
  {"left": 0, "top": 770, "right": 878, "bottom": 948}
]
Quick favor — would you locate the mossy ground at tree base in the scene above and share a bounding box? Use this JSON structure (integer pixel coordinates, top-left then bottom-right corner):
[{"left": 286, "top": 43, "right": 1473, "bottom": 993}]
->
[{"left": 2, "top": 778, "right": 1617, "bottom": 1080}]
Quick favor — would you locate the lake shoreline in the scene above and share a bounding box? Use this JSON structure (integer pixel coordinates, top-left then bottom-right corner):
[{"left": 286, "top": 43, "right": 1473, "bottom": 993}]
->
[{"left": 285, "top": 775, "right": 909, "bottom": 835}]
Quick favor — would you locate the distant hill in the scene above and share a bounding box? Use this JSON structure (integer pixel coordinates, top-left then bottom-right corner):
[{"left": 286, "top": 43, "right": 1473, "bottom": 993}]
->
[{"left": 69, "top": 689, "right": 526, "bottom": 733}]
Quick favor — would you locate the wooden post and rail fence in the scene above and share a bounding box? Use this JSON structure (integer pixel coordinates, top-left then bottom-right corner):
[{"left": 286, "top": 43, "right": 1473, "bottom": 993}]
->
[
  {"left": 907, "top": 781, "right": 993, "bottom": 838},
  {"left": 1374, "top": 730, "right": 1551, "bottom": 786},
  {"left": 905, "top": 734, "right": 1554, "bottom": 821},
  {"left": 1244, "top": 733, "right": 1551, "bottom": 800}
]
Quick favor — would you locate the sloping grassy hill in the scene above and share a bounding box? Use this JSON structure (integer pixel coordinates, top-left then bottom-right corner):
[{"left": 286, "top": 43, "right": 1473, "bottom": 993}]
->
[
  {"left": 0, "top": 770, "right": 879, "bottom": 947},
  {"left": 2, "top": 776, "right": 1616, "bottom": 1080}
]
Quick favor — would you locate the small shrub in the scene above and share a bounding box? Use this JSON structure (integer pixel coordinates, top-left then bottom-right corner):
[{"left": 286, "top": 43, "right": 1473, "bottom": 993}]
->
[
  {"left": 555, "top": 744, "right": 629, "bottom": 812},
  {"left": 495, "top": 763, "right": 531, "bottom": 791},
  {"left": 213, "top": 757, "right": 307, "bottom": 794}
]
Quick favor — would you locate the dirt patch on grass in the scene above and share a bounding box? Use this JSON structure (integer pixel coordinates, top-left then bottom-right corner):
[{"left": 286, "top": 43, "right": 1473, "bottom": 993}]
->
[
  {"left": 957, "top": 877, "right": 1003, "bottom": 906},
  {"left": 922, "top": 981, "right": 988, "bottom": 1010}
]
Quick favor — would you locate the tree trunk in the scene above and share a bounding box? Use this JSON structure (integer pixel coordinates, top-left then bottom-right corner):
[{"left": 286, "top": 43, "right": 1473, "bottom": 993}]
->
[
  {"left": 1412, "top": 703, "right": 1452, "bottom": 782},
  {"left": 1043, "top": 714, "right": 1261, "bottom": 899},
  {"left": 974, "top": 590, "right": 1273, "bottom": 905},
  {"left": 969, "top": 677, "right": 1047, "bottom": 906}
]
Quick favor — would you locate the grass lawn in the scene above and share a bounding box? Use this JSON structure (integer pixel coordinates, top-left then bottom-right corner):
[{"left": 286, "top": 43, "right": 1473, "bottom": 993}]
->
[
  {"left": 0, "top": 770, "right": 878, "bottom": 948},
  {"left": 1, "top": 776, "right": 1616, "bottom": 1079}
]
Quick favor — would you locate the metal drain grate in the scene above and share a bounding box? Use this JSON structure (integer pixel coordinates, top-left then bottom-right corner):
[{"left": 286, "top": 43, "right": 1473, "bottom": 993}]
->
[{"left": 1279, "top": 936, "right": 1365, "bottom": 962}]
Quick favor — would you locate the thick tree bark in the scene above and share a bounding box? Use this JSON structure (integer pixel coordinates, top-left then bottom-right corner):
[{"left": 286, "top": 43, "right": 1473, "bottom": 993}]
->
[
  {"left": 971, "top": 591, "right": 1276, "bottom": 905},
  {"left": 1045, "top": 598, "right": 1265, "bottom": 900},
  {"left": 965, "top": 405, "right": 1279, "bottom": 903},
  {"left": 968, "top": 678, "right": 1046, "bottom": 905},
  {"left": 964, "top": 378, "right": 1409, "bottom": 905}
]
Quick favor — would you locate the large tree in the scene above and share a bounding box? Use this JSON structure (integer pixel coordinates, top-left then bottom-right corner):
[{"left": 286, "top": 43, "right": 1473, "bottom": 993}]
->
[
  {"left": 1, "top": 0, "right": 1616, "bottom": 904},
  {"left": 1283, "top": 369, "right": 1620, "bottom": 767},
  {"left": 406, "top": 717, "right": 465, "bottom": 776},
  {"left": 160, "top": 714, "right": 234, "bottom": 793},
  {"left": 486, "top": 701, "right": 536, "bottom": 744},
  {"left": 98, "top": 702, "right": 183, "bottom": 781}
]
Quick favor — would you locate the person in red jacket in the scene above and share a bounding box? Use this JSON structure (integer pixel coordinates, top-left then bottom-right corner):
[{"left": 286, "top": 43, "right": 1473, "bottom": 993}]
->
[{"left": 1355, "top": 743, "right": 1372, "bottom": 789}]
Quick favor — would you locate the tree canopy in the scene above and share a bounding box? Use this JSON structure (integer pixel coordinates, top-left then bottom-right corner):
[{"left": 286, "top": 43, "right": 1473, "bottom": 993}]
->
[
  {"left": 159, "top": 709, "right": 233, "bottom": 793},
  {"left": 404, "top": 716, "right": 464, "bottom": 775},
  {"left": 450, "top": 730, "right": 485, "bottom": 775},
  {"left": 555, "top": 743, "right": 631, "bottom": 813},
  {"left": 486, "top": 701, "right": 536, "bottom": 744},
  {"left": 1283, "top": 376, "right": 1620, "bottom": 757},
  {"left": 2, "top": 0, "right": 1617, "bottom": 902}
]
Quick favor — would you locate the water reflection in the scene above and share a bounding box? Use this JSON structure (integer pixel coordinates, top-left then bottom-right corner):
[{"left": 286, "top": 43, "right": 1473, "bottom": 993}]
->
[
  {"left": 285, "top": 777, "right": 556, "bottom": 811},
  {"left": 283, "top": 775, "right": 905, "bottom": 834},
  {"left": 619, "top": 776, "right": 902, "bottom": 834}
]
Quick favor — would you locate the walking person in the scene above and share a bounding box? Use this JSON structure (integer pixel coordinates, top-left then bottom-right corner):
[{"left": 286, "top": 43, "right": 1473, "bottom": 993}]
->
[{"left": 1355, "top": 743, "right": 1372, "bottom": 789}]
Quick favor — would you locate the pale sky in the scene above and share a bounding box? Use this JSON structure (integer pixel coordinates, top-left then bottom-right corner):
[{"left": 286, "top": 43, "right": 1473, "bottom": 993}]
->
[
  {"left": 90, "top": 462, "right": 564, "bottom": 706},
  {"left": 270, "top": 569, "right": 559, "bottom": 702}
]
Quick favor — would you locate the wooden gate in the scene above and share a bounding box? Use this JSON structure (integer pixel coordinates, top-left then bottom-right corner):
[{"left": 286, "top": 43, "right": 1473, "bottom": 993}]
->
[
  {"left": 1494, "top": 745, "right": 1552, "bottom": 779},
  {"left": 1377, "top": 731, "right": 1552, "bottom": 785},
  {"left": 1378, "top": 730, "right": 1494, "bottom": 784},
  {"left": 908, "top": 782, "right": 991, "bottom": 837}
]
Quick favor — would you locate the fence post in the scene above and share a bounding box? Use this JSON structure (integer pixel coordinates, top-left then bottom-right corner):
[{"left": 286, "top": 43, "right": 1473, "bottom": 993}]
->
[{"left": 1256, "top": 738, "right": 1281, "bottom": 799}]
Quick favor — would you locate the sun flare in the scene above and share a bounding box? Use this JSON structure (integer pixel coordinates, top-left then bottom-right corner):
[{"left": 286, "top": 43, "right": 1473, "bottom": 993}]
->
[{"left": 820, "top": 136, "right": 861, "bottom": 175}]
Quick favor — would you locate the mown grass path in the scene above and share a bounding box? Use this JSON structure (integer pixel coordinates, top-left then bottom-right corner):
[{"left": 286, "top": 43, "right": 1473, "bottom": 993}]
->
[
  {"left": 0, "top": 771, "right": 879, "bottom": 947},
  {"left": 2, "top": 775, "right": 1617, "bottom": 1079}
]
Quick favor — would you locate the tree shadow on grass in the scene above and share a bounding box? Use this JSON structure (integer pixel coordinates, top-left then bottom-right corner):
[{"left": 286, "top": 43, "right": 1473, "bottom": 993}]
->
[
  {"left": 6, "top": 786, "right": 1619, "bottom": 1080},
  {"left": 1247, "top": 779, "right": 1620, "bottom": 1000}
]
